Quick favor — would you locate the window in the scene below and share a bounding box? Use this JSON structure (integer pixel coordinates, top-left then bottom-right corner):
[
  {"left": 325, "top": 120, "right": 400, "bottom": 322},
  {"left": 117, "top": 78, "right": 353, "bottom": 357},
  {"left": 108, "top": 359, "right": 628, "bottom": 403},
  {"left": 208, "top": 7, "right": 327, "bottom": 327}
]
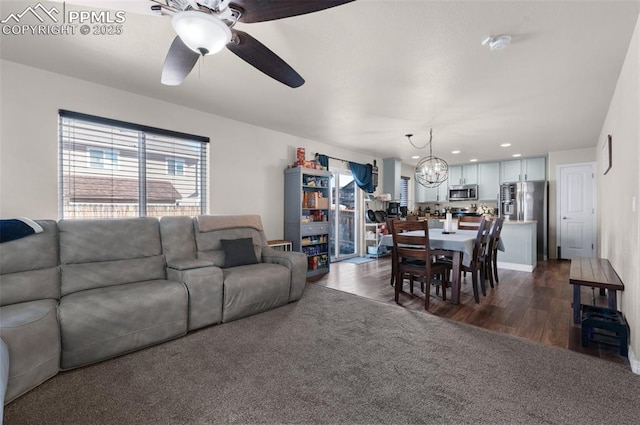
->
[
  {"left": 167, "top": 158, "right": 185, "bottom": 176},
  {"left": 400, "top": 176, "right": 409, "bottom": 207},
  {"left": 59, "top": 110, "right": 208, "bottom": 219},
  {"left": 88, "top": 148, "right": 119, "bottom": 169}
]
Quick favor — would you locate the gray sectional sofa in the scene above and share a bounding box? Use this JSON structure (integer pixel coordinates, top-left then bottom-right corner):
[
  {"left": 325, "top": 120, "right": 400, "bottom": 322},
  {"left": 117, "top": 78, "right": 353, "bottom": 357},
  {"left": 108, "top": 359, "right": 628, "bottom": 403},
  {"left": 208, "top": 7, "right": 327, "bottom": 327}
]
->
[{"left": 0, "top": 215, "right": 307, "bottom": 408}]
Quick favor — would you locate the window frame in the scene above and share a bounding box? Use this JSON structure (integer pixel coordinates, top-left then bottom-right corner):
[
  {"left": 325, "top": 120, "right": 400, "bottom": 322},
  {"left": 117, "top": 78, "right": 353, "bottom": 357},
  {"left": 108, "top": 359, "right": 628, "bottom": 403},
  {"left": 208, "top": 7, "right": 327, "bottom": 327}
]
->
[{"left": 59, "top": 110, "right": 209, "bottom": 219}]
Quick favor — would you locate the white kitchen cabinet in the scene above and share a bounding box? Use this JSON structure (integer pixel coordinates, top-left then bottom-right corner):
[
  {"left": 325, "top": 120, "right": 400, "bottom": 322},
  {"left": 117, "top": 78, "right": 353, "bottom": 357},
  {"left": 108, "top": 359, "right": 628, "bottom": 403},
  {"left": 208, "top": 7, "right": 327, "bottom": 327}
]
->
[
  {"left": 477, "top": 162, "right": 500, "bottom": 201},
  {"left": 448, "top": 164, "right": 477, "bottom": 186},
  {"left": 522, "top": 157, "right": 546, "bottom": 181},
  {"left": 415, "top": 181, "right": 444, "bottom": 202},
  {"left": 500, "top": 157, "right": 546, "bottom": 183}
]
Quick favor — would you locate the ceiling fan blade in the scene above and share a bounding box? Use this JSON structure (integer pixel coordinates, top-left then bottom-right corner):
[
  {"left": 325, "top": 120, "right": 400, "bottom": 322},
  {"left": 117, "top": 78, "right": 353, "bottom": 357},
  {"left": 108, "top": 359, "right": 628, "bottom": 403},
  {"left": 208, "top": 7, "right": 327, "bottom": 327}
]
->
[
  {"left": 48, "top": 0, "right": 159, "bottom": 16},
  {"left": 161, "top": 36, "right": 200, "bottom": 86},
  {"left": 227, "top": 30, "right": 304, "bottom": 88},
  {"left": 230, "top": 0, "right": 355, "bottom": 23}
]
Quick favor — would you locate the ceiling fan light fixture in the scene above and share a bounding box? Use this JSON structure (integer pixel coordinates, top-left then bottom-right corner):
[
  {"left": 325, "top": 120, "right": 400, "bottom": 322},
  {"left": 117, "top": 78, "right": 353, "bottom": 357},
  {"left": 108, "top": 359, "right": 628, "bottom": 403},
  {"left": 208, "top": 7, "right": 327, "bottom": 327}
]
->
[{"left": 172, "top": 11, "right": 231, "bottom": 56}]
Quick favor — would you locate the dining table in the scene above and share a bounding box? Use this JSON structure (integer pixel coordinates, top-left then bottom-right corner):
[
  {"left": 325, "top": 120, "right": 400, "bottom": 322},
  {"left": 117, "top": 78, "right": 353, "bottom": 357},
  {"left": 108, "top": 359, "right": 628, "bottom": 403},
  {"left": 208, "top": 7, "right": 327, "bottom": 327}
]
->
[{"left": 379, "top": 228, "right": 504, "bottom": 305}]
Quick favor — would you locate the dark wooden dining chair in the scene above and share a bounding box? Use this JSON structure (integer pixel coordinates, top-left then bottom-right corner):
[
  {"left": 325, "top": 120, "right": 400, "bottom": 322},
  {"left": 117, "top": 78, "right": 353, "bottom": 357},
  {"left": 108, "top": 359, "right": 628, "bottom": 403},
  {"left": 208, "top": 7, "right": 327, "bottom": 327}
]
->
[
  {"left": 483, "top": 216, "right": 504, "bottom": 288},
  {"left": 391, "top": 220, "right": 451, "bottom": 310},
  {"left": 457, "top": 215, "right": 484, "bottom": 230},
  {"left": 459, "top": 218, "right": 491, "bottom": 303}
]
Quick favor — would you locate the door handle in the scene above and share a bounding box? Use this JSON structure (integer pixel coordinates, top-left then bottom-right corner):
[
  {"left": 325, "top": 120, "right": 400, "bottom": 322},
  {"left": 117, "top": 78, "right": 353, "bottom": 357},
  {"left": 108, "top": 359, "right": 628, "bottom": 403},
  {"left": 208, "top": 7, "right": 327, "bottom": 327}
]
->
[{"left": 562, "top": 217, "right": 569, "bottom": 220}]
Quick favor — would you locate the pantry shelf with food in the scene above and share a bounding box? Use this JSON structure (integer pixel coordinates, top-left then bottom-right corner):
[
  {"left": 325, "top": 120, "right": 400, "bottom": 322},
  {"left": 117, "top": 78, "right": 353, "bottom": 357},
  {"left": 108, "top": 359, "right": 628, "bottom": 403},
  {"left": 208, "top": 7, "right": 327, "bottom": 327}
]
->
[{"left": 364, "top": 222, "right": 390, "bottom": 258}]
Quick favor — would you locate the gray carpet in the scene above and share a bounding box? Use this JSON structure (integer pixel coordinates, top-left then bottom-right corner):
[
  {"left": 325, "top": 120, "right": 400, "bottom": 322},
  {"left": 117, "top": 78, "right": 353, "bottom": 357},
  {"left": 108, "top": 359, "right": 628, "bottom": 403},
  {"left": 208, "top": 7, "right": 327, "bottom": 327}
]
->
[{"left": 5, "top": 284, "right": 640, "bottom": 424}]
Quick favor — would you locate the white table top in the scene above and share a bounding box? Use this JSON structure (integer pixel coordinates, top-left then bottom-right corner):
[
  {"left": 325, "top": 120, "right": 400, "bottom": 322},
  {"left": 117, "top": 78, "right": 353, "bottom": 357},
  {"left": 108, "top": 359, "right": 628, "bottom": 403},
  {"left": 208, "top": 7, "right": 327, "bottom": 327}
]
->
[{"left": 380, "top": 229, "right": 504, "bottom": 267}]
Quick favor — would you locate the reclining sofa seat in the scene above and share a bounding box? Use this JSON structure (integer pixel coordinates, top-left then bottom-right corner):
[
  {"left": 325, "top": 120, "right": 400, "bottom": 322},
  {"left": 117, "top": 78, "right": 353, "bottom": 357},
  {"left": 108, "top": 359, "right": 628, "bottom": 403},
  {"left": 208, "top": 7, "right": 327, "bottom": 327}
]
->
[
  {"left": 192, "top": 215, "right": 307, "bottom": 323},
  {"left": 0, "top": 220, "right": 60, "bottom": 403},
  {"left": 57, "top": 218, "right": 188, "bottom": 370},
  {"left": 159, "top": 215, "right": 224, "bottom": 330}
]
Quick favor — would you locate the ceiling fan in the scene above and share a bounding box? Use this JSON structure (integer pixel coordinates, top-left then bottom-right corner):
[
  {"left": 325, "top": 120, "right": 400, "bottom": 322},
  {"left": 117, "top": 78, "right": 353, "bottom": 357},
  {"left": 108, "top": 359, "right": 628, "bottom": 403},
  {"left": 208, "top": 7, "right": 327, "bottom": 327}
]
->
[{"left": 55, "top": 0, "right": 355, "bottom": 87}]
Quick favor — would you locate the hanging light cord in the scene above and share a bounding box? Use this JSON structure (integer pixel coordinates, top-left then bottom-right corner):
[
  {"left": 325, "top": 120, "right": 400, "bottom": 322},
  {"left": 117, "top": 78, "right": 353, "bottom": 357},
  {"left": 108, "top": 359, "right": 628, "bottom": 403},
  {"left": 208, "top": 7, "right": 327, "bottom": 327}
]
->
[{"left": 405, "top": 129, "right": 433, "bottom": 150}]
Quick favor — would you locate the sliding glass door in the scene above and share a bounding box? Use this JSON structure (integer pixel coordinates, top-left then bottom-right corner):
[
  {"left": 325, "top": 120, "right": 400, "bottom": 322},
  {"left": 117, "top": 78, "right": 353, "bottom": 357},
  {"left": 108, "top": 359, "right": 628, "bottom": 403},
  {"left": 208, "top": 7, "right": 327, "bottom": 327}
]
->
[{"left": 330, "top": 170, "right": 359, "bottom": 261}]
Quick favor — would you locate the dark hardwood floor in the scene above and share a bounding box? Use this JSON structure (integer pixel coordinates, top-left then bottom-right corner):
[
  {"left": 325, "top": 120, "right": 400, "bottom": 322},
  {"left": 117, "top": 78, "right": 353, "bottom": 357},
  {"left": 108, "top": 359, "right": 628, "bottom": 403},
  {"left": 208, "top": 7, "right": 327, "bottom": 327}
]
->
[{"left": 311, "top": 256, "right": 629, "bottom": 366}]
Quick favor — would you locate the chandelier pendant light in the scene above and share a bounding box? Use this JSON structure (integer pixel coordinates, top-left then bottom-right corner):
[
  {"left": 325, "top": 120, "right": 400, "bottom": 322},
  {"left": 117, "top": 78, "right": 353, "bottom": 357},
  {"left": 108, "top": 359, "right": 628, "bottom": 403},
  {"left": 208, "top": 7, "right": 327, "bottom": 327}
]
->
[{"left": 410, "top": 129, "right": 449, "bottom": 188}]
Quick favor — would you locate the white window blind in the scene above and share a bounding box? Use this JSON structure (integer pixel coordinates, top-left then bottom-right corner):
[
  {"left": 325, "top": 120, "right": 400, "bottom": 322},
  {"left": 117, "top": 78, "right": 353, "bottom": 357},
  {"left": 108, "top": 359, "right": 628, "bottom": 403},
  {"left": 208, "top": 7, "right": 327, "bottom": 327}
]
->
[
  {"left": 400, "top": 176, "right": 409, "bottom": 207},
  {"left": 59, "top": 110, "right": 208, "bottom": 219}
]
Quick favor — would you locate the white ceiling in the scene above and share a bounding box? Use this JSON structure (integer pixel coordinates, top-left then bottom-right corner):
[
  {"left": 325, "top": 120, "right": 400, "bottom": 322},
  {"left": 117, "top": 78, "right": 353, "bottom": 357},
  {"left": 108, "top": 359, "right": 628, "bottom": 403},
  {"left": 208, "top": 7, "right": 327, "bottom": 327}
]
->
[{"left": 1, "top": 0, "right": 639, "bottom": 166}]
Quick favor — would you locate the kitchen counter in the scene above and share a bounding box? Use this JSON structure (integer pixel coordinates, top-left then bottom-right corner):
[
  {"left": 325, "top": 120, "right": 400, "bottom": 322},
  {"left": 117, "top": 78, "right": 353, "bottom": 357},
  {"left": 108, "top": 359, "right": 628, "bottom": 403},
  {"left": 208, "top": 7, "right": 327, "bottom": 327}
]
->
[{"left": 497, "top": 221, "right": 537, "bottom": 272}]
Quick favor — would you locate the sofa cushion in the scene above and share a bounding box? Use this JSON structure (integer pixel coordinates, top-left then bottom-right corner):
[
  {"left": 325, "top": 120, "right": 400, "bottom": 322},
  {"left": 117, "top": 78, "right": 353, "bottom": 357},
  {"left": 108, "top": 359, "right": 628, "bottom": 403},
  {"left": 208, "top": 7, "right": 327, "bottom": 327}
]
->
[
  {"left": 59, "top": 279, "right": 188, "bottom": 370},
  {"left": 221, "top": 238, "right": 258, "bottom": 268},
  {"left": 61, "top": 256, "right": 166, "bottom": 296},
  {"left": 221, "top": 263, "right": 290, "bottom": 322},
  {"left": 0, "top": 220, "right": 58, "bottom": 275},
  {"left": 58, "top": 218, "right": 162, "bottom": 264},
  {"left": 160, "top": 216, "right": 197, "bottom": 263},
  {"left": 196, "top": 228, "right": 263, "bottom": 267},
  {"left": 0, "top": 300, "right": 60, "bottom": 403},
  {"left": 0, "top": 267, "right": 60, "bottom": 307}
]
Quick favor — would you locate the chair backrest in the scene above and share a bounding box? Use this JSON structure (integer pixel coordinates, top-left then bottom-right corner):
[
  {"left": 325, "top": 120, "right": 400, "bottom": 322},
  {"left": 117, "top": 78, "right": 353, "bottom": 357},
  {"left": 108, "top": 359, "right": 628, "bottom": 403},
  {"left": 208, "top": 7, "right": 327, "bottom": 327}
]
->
[
  {"left": 457, "top": 215, "right": 484, "bottom": 230},
  {"left": 489, "top": 216, "right": 505, "bottom": 253},
  {"left": 391, "top": 219, "right": 431, "bottom": 264},
  {"left": 470, "top": 219, "right": 491, "bottom": 263}
]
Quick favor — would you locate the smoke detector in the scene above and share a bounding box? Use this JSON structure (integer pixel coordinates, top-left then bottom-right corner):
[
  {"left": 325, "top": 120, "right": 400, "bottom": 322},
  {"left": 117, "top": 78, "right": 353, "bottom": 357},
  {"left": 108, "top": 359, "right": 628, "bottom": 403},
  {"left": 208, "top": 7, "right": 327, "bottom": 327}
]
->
[{"left": 482, "top": 35, "right": 511, "bottom": 51}]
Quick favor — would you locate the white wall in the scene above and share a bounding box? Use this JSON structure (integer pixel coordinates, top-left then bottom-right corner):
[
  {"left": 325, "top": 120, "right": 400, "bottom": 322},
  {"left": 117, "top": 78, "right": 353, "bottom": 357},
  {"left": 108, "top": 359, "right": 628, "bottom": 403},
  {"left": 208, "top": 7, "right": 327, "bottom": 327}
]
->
[
  {"left": 596, "top": 14, "right": 640, "bottom": 367},
  {"left": 0, "top": 60, "right": 380, "bottom": 240},
  {"left": 547, "top": 147, "right": 596, "bottom": 259}
]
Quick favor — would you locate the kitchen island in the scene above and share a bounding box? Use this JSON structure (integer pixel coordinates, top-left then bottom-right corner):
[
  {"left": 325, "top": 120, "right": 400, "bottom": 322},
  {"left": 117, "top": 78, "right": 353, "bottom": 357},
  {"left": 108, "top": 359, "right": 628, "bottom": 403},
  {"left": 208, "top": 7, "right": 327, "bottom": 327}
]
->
[
  {"left": 496, "top": 220, "right": 537, "bottom": 272},
  {"left": 417, "top": 216, "right": 538, "bottom": 272}
]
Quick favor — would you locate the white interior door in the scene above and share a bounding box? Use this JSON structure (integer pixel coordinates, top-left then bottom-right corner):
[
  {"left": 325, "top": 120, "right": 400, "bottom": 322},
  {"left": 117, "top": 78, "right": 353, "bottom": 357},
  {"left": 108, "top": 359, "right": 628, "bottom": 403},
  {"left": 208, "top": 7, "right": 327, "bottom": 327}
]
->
[{"left": 558, "top": 163, "right": 596, "bottom": 259}]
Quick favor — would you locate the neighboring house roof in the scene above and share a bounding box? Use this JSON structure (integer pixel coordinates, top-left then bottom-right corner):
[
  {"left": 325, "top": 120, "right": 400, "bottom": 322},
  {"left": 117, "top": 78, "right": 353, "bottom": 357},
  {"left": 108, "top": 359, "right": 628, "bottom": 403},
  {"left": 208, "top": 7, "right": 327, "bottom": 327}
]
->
[{"left": 63, "top": 175, "right": 181, "bottom": 203}]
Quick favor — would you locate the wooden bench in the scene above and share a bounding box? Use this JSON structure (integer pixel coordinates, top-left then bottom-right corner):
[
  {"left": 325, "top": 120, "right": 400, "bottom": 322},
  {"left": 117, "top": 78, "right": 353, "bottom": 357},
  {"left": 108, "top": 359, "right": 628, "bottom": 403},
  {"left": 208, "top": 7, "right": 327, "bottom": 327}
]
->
[{"left": 569, "top": 257, "right": 624, "bottom": 324}]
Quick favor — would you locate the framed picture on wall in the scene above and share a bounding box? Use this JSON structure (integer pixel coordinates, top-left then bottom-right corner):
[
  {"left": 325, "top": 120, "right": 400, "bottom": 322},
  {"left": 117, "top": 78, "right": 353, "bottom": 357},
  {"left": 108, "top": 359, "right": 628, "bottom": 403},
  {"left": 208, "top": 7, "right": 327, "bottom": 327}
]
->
[{"left": 602, "top": 134, "right": 612, "bottom": 175}]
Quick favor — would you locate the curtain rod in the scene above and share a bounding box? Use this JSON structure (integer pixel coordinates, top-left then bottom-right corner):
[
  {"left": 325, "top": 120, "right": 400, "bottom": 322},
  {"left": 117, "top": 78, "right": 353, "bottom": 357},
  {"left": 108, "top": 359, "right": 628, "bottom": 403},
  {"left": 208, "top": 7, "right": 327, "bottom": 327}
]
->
[
  {"left": 315, "top": 153, "right": 349, "bottom": 164},
  {"left": 315, "top": 153, "right": 377, "bottom": 166}
]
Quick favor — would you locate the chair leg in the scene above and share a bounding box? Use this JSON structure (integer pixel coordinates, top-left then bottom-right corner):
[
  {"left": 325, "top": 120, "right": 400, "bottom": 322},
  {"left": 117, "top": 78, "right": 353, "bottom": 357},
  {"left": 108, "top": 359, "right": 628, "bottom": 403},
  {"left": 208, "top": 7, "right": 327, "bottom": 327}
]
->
[
  {"left": 493, "top": 255, "right": 499, "bottom": 284},
  {"left": 485, "top": 255, "right": 495, "bottom": 288},
  {"left": 479, "top": 267, "right": 487, "bottom": 297},
  {"left": 441, "top": 273, "right": 447, "bottom": 302},
  {"left": 409, "top": 275, "right": 415, "bottom": 294},
  {"left": 471, "top": 270, "right": 480, "bottom": 303},
  {"left": 424, "top": 277, "right": 431, "bottom": 311},
  {"left": 394, "top": 271, "right": 402, "bottom": 304}
]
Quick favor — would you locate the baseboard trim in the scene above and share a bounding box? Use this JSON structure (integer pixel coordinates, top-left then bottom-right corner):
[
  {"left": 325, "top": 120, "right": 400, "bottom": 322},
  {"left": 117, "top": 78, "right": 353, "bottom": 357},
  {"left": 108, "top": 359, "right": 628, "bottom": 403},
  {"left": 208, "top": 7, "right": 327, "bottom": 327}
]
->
[
  {"left": 497, "top": 261, "right": 536, "bottom": 272},
  {"left": 629, "top": 346, "right": 640, "bottom": 374}
]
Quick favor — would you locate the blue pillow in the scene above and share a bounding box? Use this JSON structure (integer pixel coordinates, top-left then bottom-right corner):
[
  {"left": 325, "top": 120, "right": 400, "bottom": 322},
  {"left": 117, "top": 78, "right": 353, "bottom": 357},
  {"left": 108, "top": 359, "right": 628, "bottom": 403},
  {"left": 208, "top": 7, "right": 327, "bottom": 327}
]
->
[
  {"left": 220, "top": 238, "right": 258, "bottom": 267},
  {"left": 0, "top": 218, "right": 43, "bottom": 243}
]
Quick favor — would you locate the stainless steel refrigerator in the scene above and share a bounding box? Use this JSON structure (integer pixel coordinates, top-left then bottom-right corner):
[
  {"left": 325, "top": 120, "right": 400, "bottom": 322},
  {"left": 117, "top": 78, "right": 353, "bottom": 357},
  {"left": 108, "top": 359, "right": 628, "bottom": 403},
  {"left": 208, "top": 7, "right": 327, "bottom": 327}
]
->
[{"left": 499, "top": 181, "right": 548, "bottom": 260}]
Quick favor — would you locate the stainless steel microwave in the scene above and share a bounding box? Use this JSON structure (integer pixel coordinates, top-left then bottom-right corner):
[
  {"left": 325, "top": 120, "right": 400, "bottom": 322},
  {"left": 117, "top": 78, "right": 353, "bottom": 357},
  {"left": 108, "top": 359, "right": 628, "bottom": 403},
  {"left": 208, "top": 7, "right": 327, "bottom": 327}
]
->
[{"left": 448, "top": 184, "right": 478, "bottom": 201}]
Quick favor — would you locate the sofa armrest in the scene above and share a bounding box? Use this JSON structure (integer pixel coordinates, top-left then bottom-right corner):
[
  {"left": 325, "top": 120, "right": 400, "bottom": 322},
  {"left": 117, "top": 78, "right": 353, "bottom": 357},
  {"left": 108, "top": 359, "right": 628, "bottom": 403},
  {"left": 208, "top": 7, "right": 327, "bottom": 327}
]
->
[
  {"left": 167, "top": 259, "right": 214, "bottom": 271},
  {"left": 167, "top": 266, "right": 223, "bottom": 330},
  {"left": 1, "top": 337, "right": 8, "bottom": 415},
  {"left": 261, "top": 247, "right": 307, "bottom": 302}
]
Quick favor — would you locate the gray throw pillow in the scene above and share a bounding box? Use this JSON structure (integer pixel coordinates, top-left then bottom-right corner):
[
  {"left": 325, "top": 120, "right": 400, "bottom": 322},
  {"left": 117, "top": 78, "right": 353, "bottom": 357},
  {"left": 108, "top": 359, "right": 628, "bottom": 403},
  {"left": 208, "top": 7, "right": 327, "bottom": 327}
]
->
[{"left": 221, "top": 238, "right": 258, "bottom": 267}]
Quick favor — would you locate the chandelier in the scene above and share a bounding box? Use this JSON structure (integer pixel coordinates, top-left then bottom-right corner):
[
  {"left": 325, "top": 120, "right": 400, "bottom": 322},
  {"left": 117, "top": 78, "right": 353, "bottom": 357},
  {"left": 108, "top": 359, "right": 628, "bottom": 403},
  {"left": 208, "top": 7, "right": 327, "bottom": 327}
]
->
[{"left": 409, "top": 129, "right": 449, "bottom": 188}]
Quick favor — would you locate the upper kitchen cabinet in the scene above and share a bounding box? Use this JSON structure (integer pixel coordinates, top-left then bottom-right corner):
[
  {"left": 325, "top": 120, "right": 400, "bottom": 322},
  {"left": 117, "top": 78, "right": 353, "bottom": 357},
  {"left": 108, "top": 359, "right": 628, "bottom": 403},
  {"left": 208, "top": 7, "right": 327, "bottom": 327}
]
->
[
  {"left": 415, "top": 181, "right": 446, "bottom": 202},
  {"left": 500, "top": 157, "right": 547, "bottom": 183},
  {"left": 448, "top": 164, "right": 478, "bottom": 186},
  {"left": 477, "top": 162, "right": 500, "bottom": 201}
]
